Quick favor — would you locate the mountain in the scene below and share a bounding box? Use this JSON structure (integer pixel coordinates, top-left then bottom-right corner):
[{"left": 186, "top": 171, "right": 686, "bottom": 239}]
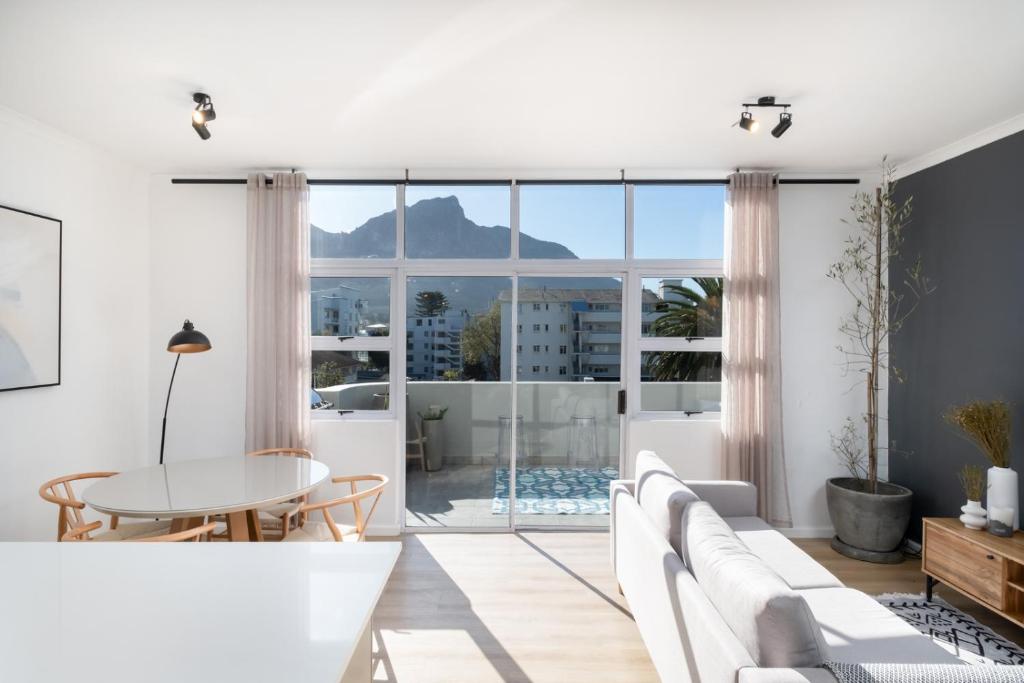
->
[
  {"left": 311, "top": 195, "right": 578, "bottom": 259},
  {"left": 312, "top": 196, "right": 620, "bottom": 315}
]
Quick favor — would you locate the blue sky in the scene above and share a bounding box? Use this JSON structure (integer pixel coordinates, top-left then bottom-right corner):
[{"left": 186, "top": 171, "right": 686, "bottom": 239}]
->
[{"left": 309, "top": 183, "right": 724, "bottom": 259}]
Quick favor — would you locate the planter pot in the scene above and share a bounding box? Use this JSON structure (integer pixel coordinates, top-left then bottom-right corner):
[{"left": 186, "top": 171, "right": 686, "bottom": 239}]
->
[
  {"left": 826, "top": 477, "right": 913, "bottom": 564},
  {"left": 959, "top": 500, "right": 987, "bottom": 530},
  {"left": 422, "top": 419, "right": 445, "bottom": 472},
  {"left": 987, "top": 466, "right": 1019, "bottom": 530}
]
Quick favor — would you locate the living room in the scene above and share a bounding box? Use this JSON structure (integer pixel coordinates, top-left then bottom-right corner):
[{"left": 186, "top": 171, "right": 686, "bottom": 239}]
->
[{"left": 2, "top": 2, "right": 1024, "bottom": 682}]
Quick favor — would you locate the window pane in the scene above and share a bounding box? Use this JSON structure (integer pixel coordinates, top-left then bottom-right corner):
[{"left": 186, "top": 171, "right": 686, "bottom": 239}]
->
[
  {"left": 405, "top": 185, "right": 511, "bottom": 258},
  {"left": 312, "top": 351, "right": 390, "bottom": 411},
  {"left": 405, "top": 276, "right": 513, "bottom": 529},
  {"left": 406, "top": 276, "right": 511, "bottom": 380},
  {"left": 310, "top": 185, "right": 397, "bottom": 258},
  {"left": 640, "top": 351, "right": 721, "bottom": 412},
  {"left": 519, "top": 184, "right": 625, "bottom": 259},
  {"left": 516, "top": 277, "right": 622, "bottom": 382},
  {"left": 311, "top": 277, "right": 390, "bottom": 337},
  {"left": 634, "top": 185, "right": 725, "bottom": 259},
  {"left": 641, "top": 277, "right": 722, "bottom": 338}
]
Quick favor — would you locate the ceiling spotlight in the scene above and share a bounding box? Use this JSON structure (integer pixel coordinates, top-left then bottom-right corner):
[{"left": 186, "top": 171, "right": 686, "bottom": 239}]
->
[
  {"left": 737, "top": 96, "right": 793, "bottom": 139},
  {"left": 739, "top": 110, "right": 759, "bottom": 133},
  {"left": 191, "top": 92, "right": 216, "bottom": 140},
  {"left": 771, "top": 111, "right": 793, "bottom": 138}
]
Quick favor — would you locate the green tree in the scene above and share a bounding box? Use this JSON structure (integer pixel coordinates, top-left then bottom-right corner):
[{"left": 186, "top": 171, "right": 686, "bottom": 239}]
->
[
  {"left": 646, "top": 278, "right": 723, "bottom": 381},
  {"left": 414, "top": 290, "right": 450, "bottom": 317},
  {"left": 461, "top": 303, "right": 502, "bottom": 380},
  {"left": 312, "top": 360, "right": 346, "bottom": 388}
]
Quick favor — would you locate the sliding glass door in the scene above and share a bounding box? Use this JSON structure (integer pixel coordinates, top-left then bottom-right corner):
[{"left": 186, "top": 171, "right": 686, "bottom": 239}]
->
[{"left": 514, "top": 276, "right": 624, "bottom": 528}]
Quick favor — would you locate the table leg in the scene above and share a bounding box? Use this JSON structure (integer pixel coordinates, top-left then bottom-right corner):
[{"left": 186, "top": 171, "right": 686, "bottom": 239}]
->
[
  {"left": 926, "top": 575, "right": 937, "bottom": 601},
  {"left": 226, "top": 511, "right": 251, "bottom": 542},
  {"left": 246, "top": 509, "right": 265, "bottom": 542}
]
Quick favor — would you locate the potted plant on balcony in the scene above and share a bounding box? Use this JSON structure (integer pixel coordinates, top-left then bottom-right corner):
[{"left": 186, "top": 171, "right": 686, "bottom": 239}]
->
[
  {"left": 825, "top": 160, "right": 932, "bottom": 563},
  {"left": 419, "top": 405, "right": 448, "bottom": 472}
]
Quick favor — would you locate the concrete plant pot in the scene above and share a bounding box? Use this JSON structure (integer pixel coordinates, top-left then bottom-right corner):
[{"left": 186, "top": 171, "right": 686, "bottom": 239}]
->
[
  {"left": 422, "top": 419, "right": 445, "bottom": 471},
  {"left": 826, "top": 477, "right": 913, "bottom": 564}
]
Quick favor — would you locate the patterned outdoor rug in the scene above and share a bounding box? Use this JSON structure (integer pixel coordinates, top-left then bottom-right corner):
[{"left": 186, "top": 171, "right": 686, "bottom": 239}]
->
[
  {"left": 876, "top": 593, "right": 1024, "bottom": 666},
  {"left": 491, "top": 466, "right": 619, "bottom": 515}
]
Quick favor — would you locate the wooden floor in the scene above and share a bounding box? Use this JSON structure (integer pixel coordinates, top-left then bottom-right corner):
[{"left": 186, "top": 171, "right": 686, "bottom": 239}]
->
[
  {"left": 371, "top": 533, "right": 1024, "bottom": 682},
  {"left": 373, "top": 532, "right": 658, "bottom": 683}
]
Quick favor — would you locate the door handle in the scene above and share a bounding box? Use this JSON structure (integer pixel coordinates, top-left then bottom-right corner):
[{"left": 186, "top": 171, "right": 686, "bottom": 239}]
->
[{"left": 617, "top": 389, "right": 626, "bottom": 415}]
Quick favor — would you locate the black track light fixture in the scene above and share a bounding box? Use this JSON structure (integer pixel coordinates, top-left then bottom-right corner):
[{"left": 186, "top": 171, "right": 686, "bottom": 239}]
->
[
  {"left": 771, "top": 111, "right": 793, "bottom": 138},
  {"left": 191, "top": 92, "right": 216, "bottom": 140},
  {"left": 736, "top": 96, "right": 793, "bottom": 139},
  {"left": 738, "top": 109, "right": 759, "bottom": 133}
]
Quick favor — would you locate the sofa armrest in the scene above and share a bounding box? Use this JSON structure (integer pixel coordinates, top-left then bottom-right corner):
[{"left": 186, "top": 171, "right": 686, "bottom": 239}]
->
[
  {"left": 683, "top": 480, "right": 758, "bottom": 518},
  {"left": 738, "top": 668, "right": 836, "bottom": 683},
  {"left": 609, "top": 479, "right": 635, "bottom": 576}
]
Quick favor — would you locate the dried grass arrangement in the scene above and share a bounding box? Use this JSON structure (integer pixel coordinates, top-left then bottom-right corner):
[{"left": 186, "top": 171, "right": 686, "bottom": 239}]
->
[
  {"left": 958, "top": 464, "right": 985, "bottom": 501},
  {"left": 945, "top": 400, "right": 1012, "bottom": 468}
]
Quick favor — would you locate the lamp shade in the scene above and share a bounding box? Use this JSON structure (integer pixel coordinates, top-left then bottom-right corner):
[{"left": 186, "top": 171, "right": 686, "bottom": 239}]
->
[{"left": 167, "top": 320, "right": 211, "bottom": 353}]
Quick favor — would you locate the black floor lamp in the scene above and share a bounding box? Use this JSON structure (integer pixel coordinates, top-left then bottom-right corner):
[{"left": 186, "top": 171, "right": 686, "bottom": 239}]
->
[{"left": 160, "top": 320, "right": 212, "bottom": 465}]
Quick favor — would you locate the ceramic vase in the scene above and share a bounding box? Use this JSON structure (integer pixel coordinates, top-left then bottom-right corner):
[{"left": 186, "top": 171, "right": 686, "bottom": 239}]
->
[
  {"left": 960, "top": 500, "right": 988, "bottom": 530},
  {"left": 987, "top": 466, "right": 1019, "bottom": 530}
]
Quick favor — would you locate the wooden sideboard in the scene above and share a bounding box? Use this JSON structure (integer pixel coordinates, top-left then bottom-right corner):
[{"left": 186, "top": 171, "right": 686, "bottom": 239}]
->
[{"left": 923, "top": 517, "right": 1024, "bottom": 627}]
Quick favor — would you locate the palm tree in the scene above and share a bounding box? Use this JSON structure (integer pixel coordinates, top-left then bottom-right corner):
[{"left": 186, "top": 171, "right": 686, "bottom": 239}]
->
[{"left": 646, "top": 278, "right": 723, "bottom": 382}]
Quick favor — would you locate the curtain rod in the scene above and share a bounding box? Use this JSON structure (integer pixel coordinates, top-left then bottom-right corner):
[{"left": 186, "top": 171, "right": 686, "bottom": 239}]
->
[{"left": 170, "top": 177, "right": 860, "bottom": 186}]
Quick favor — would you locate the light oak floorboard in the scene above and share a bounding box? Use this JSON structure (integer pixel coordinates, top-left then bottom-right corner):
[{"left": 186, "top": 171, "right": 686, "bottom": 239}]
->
[
  {"left": 795, "top": 538, "right": 1024, "bottom": 644},
  {"left": 372, "top": 532, "right": 658, "bottom": 683}
]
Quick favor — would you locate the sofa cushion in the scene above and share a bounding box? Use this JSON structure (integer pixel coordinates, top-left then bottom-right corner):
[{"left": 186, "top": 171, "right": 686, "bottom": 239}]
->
[
  {"left": 798, "top": 587, "right": 961, "bottom": 665},
  {"left": 684, "top": 501, "right": 829, "bottom": 668},
  {"left": 635, "top": 450, "right": 699, "bottom": 556},
  {"left": 726, "top": 517, "right": 844, "bottom": 590}
]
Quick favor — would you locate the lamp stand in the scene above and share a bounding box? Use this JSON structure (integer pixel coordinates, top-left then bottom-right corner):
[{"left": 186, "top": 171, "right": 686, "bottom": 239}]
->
[{"left": 159, "top": 353, "right": 181, "bottom": 466}]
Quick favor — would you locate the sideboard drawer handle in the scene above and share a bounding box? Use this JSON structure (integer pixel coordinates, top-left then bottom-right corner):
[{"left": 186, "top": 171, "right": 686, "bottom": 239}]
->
[{"left": 987, "top": 554, "right": 995, "bottom": 560}]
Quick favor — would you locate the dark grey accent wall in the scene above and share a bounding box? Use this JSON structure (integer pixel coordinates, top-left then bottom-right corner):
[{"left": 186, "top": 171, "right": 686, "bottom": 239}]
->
[{"left": 890, "top": 130, "right": 1024, "bottom": 542}]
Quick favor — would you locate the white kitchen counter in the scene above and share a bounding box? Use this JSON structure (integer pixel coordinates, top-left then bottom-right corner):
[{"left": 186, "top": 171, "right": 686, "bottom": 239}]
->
[{"left": 0, "top": 541, "right": 401, "bottom": 683}]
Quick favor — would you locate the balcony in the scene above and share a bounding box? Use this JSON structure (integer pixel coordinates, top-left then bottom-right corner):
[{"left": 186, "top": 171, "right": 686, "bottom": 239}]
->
[{"left": 317, "top": 379, "right": 719, "bottom": 528}]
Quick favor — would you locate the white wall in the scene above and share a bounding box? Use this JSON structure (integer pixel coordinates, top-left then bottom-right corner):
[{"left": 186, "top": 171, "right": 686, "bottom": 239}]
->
[
  {"left": 147, "top": 178, "right": 247, "bottom": 462},
  {"left": 0, "top": 108, "right": 150, "bottom": 540},
  {"left": 778, "top": 182, "right": 878, "bottom": 537}
]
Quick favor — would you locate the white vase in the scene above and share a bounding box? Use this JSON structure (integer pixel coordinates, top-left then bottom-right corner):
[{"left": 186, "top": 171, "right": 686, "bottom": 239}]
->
[
  {"left": 987, "top": 466, "right": 1019, "bottom": 530},
  {"left": 960, "top": 500, "right": 988, "bottom": 530}
]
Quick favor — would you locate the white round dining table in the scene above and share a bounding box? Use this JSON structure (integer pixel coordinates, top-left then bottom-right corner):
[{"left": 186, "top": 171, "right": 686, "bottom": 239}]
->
[{"left": 82, "top": 455, "right": 331, "bottom": 541}]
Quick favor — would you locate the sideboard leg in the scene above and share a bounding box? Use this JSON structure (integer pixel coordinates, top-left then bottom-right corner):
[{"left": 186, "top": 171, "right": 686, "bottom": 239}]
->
[{"left": 926, "top": 575, "right": 937, "bottom": 601}]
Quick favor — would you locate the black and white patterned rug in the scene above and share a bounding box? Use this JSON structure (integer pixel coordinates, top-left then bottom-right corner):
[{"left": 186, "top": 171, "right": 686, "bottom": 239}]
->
[{"left": 877, "top": 592, "right": 1024, "bottom": 666}]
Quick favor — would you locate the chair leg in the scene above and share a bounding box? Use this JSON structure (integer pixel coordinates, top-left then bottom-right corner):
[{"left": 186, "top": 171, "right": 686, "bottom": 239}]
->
[{"left": 281, "top": 513, "right": 291, "bottom": 540}]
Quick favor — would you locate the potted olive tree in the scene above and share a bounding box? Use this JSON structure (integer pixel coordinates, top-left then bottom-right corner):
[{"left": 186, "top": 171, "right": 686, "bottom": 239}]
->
[{"left": 826, "top": 160, "right": 932, "bottom": 563}]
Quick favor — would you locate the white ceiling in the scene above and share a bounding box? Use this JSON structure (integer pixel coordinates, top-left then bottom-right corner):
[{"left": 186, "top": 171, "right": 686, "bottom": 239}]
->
[{"left": 2, "top": 0, "right": 1023, "bottom": 175}]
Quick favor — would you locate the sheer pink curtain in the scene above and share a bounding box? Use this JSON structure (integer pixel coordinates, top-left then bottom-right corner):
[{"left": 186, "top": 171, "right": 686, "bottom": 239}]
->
[
  {"left": 245, "top": 172, "right": 311, "bottom": 452},
  {"left": 722, "top": 172, "right": 792, "bottom": 527}
]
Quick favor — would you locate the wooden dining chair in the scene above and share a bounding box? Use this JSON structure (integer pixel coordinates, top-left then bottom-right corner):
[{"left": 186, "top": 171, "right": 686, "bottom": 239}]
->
[
  {"left": 39, "top": 472, "right": 171, "bottom": 542},
  {"left": 406, "top": 410, "right": 427, "bottom": 472},
  {"left": 283, "top": 474, "right": 389, "bottom": 543},
  {"left": 207, "top": 448, "right": 315, "bottom": 540},
  {"left": 63, "top": 520, "right": 216, "bottom": 542}
]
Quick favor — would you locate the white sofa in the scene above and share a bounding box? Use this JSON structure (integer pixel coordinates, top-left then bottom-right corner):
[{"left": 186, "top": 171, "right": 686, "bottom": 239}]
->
[{"left": 610, "top": 451, "right": 965, "bottom": 683}]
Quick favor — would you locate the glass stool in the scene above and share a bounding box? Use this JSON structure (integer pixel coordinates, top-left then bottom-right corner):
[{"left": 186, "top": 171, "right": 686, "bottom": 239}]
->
[
  {"left": 497, "top": 415, "right": 526, "bottom": 468},
  {"left": 567, "top": 415, "right": 598, "bottom": 469}
]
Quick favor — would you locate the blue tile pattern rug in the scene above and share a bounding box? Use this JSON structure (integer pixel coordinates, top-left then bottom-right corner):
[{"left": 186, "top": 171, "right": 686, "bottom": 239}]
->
[
  {"left": 876, "top": 593, "right": 1024, "bottom": 665},
  {"left": 492, "top": 466, "right": 619, "bottom": 515}
]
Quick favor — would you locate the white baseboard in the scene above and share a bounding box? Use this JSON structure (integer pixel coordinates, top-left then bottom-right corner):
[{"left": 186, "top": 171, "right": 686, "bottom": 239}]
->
[
  {"left": 777, "top": 527, "right": 834, "bottom": 539},
  {"left": 367, "top": 524, "right": 402, "bottom": 537}
]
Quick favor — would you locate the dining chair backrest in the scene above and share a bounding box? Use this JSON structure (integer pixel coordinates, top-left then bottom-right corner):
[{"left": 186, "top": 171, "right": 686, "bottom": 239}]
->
[
  {"left": 298, "top": 474, "right": 389, "bottom": 542},
  {"left": 246, "top": 448, "right": 314, "bottom": 459},
  {"left": 39, "top": 472, "right": 119, "bottom": 541},
  {"left": 62, "top": 520, "right": 216, "bottom": 542}
]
